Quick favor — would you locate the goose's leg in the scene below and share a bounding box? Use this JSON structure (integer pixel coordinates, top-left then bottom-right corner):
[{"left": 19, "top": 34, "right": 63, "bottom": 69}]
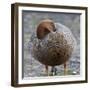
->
[
  {"left": 51, "top": 66, "right": 57, "bottom": 76},
  {"left": 64, "top": 62, "right": 67, "bottom": 75},
  {"left": 45, "top": 65, "right": 49, "bottom": 76}
]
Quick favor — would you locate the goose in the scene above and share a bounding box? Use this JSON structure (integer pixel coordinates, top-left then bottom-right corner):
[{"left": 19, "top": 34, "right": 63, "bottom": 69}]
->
[{"left": 30, "top": 19, "right": 76, "bottom": 76}]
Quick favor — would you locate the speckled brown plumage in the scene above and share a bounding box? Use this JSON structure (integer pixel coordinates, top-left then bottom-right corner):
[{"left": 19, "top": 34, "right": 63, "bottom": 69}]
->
[{"left": 30, "top": 19, "right": 76, "bottom": 75}]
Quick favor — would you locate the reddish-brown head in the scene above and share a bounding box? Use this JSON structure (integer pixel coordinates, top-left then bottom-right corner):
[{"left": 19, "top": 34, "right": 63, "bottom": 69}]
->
[{"left": 37, "top": 20, "right": 56, "bottom": 39}]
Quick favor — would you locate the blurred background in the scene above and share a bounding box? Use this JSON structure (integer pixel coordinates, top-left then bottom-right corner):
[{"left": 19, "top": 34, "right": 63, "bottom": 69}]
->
[{"left": 22, "top": 10, "right": 80, "bottom": 78}]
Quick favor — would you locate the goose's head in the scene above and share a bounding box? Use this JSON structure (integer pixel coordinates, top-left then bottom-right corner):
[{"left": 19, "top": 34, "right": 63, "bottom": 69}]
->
[{"left": 37, "top": 19, "right": 56, "bottom": 39}]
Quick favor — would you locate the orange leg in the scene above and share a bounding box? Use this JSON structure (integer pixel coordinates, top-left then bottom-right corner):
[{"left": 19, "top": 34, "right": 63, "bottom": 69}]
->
[
  {"left": 45, "top": 65, "right": 49, "bottom": 76},
  {"left": 64, "top": 62, "right": 67, "bottom": 75}
]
